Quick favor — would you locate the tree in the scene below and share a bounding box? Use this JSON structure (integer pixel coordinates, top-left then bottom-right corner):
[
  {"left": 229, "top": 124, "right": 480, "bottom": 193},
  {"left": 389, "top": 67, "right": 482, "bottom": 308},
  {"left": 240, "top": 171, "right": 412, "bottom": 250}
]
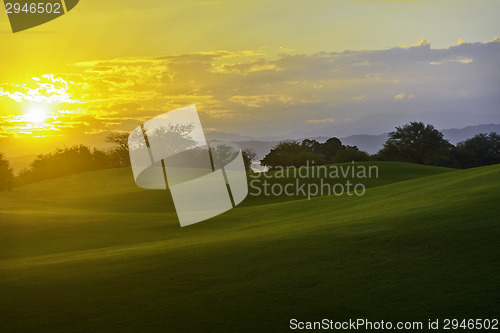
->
[
  {"left": 106, "top": 132, "right": 131, "bottom": 167},
  {"left": 242, "top": 149, "right": 257, "bottom": 173},
  {"left": 291, "top": 151, "right": 326, "bottom": 166},
  {"left": 378, "top": 122, "right": 452, "bottom": 165},
  {"left": 334, "top": 145, "right": 370, "bottom": 163},
  {"left": 261, "top": 141, "right": 305, "bottom": 169},
  {"left": 17, "top": 145, "right": 113, "bottom": 185},
  {"left": 105, "top": 132, "right": 129, "bottom": 151},
  {"left": 0, "top": 153, "right": 14, "bottom": 192},
  {"left": 300, "top": 139, "right": 322, "bottom": 155},
  {"left": 210, "top": 145, "right": 256, "bottom": 173},
  {"left": 321, "top": 137, "right": 343, "bottom": 162},
  {"left": 146, "top": 124, "right": 197, "bottom": 156},
  {"left": 107, "top": 124, "right": 198, "bottom": 168},
  {"left": 261, "top": 137, "right": 370, "bottom": 169},
  {"left": 451, "top": 132, "right": 500, "bottom": 168}
]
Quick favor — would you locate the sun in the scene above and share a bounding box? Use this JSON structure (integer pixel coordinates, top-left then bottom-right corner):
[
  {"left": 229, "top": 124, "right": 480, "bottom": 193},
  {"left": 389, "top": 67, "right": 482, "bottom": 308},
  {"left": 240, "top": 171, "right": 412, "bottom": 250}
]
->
[{"left": 24, "top": 106, "right": 49, "bottom": 123}]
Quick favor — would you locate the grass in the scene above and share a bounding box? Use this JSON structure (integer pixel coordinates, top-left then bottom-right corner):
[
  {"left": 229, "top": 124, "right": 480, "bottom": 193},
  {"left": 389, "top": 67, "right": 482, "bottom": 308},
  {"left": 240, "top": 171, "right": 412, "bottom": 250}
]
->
[{"left": 0, "top": 162, "right": 498, "bottom": 332}]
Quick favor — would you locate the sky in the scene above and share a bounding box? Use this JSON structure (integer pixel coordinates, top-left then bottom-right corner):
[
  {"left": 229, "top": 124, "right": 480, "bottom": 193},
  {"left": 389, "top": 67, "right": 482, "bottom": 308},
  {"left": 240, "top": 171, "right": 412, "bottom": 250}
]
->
[{"left": 1, "top": 0, "right": 499, "bottom": 161}]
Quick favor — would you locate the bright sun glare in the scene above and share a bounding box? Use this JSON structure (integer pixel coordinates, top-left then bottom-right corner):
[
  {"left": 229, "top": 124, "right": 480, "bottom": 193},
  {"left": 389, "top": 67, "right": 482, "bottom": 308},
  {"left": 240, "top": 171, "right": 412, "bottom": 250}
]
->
[{"left": 25, "top": 106, "right": 49, "bottom": 123}]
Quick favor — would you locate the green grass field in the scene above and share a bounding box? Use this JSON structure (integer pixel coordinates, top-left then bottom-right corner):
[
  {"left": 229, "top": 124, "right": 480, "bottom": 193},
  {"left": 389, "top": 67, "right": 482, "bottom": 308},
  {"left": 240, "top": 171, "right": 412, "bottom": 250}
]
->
[{"left": 0, "top": 162, "right": 499, "bottom": 332}]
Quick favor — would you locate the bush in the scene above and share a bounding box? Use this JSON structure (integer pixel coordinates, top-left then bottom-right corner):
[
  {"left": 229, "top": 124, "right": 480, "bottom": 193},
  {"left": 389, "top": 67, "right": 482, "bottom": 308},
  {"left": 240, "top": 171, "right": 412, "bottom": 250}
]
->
[
  {"left": 0, "top": 153, "right": 14, "bottom": 192},
  {"left": 334, "top": 146, "right": 370, "bottom": 163},
  {"left": 17, "top": 145, "right": 114, "bottom": 185},
  {"left": 261, "top": 138, "right": 369, "bottom": 169},
  {"left": 450, "top": 132, "right": 500, "bottom": 168}
]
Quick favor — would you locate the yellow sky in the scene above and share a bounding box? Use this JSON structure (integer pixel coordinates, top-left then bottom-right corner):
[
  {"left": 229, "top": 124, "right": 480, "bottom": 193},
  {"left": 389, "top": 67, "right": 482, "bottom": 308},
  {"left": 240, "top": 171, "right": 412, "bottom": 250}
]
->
[
  {"left": 1, "top": 0, "right": 499, "bottom": 160},
  {"left": 1, "top": 0, "right": 499, "bottom": 77}
]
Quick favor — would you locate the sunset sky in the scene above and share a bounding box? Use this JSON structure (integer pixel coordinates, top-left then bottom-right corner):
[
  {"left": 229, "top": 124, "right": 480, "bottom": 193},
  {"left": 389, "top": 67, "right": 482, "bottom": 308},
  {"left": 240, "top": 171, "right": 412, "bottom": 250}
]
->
[{"left": 1, "top": 0, "right": 499, "bottom": 163}]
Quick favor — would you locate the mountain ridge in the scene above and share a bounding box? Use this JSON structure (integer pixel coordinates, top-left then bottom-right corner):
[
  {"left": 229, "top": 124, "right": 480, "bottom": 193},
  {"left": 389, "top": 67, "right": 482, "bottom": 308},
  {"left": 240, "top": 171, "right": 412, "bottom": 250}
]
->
[{"left": 205, "top": 123, "right": 500, "bottom": 158}]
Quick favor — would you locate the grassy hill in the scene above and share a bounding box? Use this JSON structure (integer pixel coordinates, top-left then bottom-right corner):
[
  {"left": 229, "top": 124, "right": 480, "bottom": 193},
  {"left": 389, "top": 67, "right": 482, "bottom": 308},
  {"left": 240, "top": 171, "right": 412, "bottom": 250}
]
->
[{"left": 0, "top": 162, "right": 498, "bottom": 332}]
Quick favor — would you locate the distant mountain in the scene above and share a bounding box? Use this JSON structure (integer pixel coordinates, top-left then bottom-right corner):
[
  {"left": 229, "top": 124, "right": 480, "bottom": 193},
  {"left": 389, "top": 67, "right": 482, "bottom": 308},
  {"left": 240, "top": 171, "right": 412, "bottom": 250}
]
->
[
  {"left": 229, "top": 124, "right": 500, "bottom": 159},
  {"left": 339, "top": 134, "right": 389, "bottom": 155},
  {"left": 6, "top": 124, "right": 499, "bottom": 171},
  {"left": 441, "top": 124, "right": 500, "bottom": 144},
  {"left": 205, "top": 132, "right": 261, "bottom": 142},
  {"left": 336, "top": 124, "right": 500, "bottom": 155},
  {"left": 232, "top": 134, "right": 389, "bottom": 158},
  {"left": 231, "top": 141, "right": 281, "bottom": 160}
]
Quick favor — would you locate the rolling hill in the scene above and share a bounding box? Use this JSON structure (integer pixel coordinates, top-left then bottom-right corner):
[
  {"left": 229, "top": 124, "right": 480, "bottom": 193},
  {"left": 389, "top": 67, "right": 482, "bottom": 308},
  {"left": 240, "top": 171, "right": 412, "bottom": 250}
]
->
[{"left": 0, "top": 162, "right": 499, "bottom": 332}]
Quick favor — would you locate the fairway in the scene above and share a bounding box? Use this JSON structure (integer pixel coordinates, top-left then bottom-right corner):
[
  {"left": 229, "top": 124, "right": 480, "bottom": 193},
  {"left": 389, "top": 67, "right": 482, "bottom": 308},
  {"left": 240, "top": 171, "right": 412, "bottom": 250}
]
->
[{"left": 0, "top": 162, "right": 499, "bottom": 332}]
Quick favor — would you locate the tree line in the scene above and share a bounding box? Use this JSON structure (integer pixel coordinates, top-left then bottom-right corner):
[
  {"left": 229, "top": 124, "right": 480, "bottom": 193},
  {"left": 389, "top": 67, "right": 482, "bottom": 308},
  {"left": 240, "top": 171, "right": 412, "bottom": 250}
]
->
[
  {"left": 261, "top": 122, "right": 500, "bottom": 170},
  {"left": 0, "top": 132, "right": 256, "bottom": 190},
  {"left": 0, "top": 133, "right": 132, "bottom": 190},
  {"left": 0, "top": 121, "right": 499, "bottom": 191}
]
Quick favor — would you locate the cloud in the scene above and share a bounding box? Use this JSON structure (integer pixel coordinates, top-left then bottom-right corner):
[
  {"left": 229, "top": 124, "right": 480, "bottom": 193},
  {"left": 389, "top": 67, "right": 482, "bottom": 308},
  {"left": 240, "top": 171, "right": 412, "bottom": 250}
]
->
[
  {"left": 0, "top": 75, "right": 78, "bottom": 105},
  {"left": 305, "top": 118, "right": 334, "bottom": 124},
  {"left": 484, "top": 36, "right": 500, "bottom": 43},
  {"left": 1, "top": 38, "right": 499, "bottom": 141},
  {"left": 411, "top": 38, "right": 431, "bottom": 48},
  {"left": 394, "top": 92, "right": 416, "bottom": 100}
]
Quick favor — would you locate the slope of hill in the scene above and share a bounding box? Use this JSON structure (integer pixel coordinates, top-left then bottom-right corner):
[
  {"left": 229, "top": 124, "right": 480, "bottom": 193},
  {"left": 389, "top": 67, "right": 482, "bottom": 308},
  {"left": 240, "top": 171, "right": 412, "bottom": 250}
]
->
[{"left": 0, "top": 163, "right": 498, "bottom": 332}]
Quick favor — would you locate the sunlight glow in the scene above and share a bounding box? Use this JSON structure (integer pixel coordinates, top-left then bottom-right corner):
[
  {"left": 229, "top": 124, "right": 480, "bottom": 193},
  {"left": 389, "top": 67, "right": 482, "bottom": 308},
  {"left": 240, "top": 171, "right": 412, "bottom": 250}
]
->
[{"left": 24, "top": 106, "right": 49, "bottom": 123}]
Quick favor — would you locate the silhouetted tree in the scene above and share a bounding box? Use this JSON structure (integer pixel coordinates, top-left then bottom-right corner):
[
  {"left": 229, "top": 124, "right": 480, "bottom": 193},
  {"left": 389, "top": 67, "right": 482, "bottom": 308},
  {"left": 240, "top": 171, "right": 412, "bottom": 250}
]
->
[
  {"left": 146, "top": 124, "right": 197, "bottom": 156},
  {"left": 291, "top": 151, "right": 326, "bottom": 167},
  {"left": 261, "top": 141, "right": 305, "bottom": 169},
  {"left": 261, "top": 137, "right": 368, "bottom": 169},
  {"left": 334, "top": 145, "right": 370, "bottom": 163},
  {"left": 210, "top": 144, "right": 256, "bottom": 172},
  {"left": 242, "top": 149, "right": 257, "bottom": 173},
  {"left": 0, "top": 153, "right": 14, "bottom": 192},
  {"left": 17, "top": 145, "right": 113, "bottom": 185},
  {"left": 378, "top": 122, "right": 452, "bottom": 165},
  {"left": 301, "top": 139, "right": 322, "bottom": 155},
  {"left": 108, "top": 124, "right": 198, "bottom": 168},
  {"left": 105, "top": 132, "right": 129, "bottom": 150},
  {"left": 321, "top": 137, "right": 343, "bottom": 162},
  {"left": 106, "top": 132, "right": 131, "bottom": 167},
  {"left": 451, "top": 132, "right": 500, "bottom": 168}
]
